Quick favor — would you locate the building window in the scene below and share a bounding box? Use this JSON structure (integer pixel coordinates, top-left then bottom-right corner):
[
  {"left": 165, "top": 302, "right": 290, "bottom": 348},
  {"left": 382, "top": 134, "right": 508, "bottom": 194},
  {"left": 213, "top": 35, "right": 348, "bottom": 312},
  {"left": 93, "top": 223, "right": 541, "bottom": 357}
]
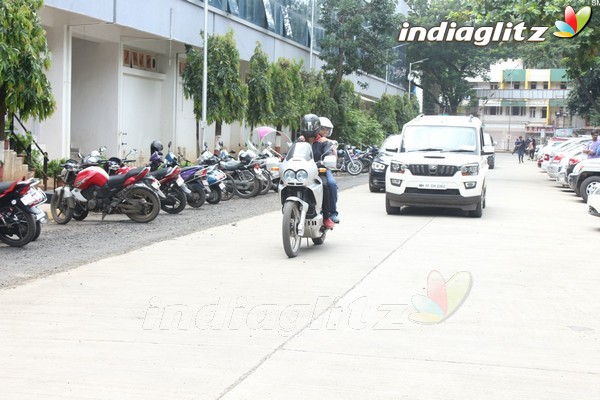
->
[
  {"left": 543, "top": 82, "right": 548, "bottom": 89},
  {"left": 530, "top": 82, "right": 537, "bottom": 89},
  {"left": 511, "top": 106, "right": 526, "bottom": 116},
  {"left": 541, "top": 108, "right": 547, "bottom": 118},
  {"left": 513, "top": 83, "right": 520, "bottom": 89},
  {"left": 490, "top": 83, "right": 498, "bottom": 90},
  {"left": 485, "top": 107, "right": 502, "bottom": 116},
  {"left": 560, "top": 82, "right": 567, "bottom": 89},
  {"left": 529, "top": 108, "right": 536, "bottom": 118}
]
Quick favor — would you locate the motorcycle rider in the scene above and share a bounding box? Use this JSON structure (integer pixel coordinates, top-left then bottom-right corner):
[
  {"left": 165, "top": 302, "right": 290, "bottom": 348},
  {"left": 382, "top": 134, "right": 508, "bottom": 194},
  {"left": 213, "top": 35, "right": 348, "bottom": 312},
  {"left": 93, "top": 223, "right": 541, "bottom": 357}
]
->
[
  {"left": 298, "top": 114, "right": 336, "bottom": 229},
  {"left": 317, "top": 117, "right": 340, "bottom": 224}
]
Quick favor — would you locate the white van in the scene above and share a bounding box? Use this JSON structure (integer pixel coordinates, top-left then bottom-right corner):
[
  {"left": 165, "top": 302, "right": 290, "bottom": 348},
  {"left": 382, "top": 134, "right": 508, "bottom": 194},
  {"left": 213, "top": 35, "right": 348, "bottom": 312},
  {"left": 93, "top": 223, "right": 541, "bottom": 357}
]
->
[{"left": 385, "top": 115, "right": 493, "bottom": 217}]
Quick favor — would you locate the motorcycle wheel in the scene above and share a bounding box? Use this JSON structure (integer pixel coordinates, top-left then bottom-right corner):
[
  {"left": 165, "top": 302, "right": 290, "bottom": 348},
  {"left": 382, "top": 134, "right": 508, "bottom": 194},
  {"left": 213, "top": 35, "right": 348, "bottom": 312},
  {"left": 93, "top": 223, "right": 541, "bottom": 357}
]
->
[
  {"left": 33, "top": 221, "right": 42, "bottom": 241},
  {"left": 221, "top": 175, "right": 235, "bottom": 201},
  {"left": 234, "top": 171, "right": 260, "bottom": 199},
  {"left": 0, "top": 204, "right": 37, "bottom": 247},
  {"left": 125, "top": 186, "right": 161, "bottom": 223},
  {"left": 187, "top": 182, "right": 206, "bottom": 208},
  {"left": 258, "top": 170, "right": 272, "bottom": 195},
  {"left": 72, "top": 206, "right": 89, "bottom": 221},
  {"left": 346, "top": 160, "right": 363, "bottom": 176},
  {"left": 160, "top": 184, "right": 187, "bottom": 214},
  {"left": 50, "top": 188, "right": 73, "bottom": 224},
  {"left": 206, "top": 185, "right": 222, "bottom": 204},
  {"left": 282, "top": 202, "right": 302, "bottom": 258}
]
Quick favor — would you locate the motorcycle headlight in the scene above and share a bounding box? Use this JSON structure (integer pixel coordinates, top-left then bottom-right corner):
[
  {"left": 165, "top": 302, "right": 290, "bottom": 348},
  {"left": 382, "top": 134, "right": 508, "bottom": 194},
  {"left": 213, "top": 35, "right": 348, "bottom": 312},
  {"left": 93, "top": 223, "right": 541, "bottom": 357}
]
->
[
  {"left": 296, "top": 170, "right": 308, "bottom": 183},
  {"left": 283, "top": 169, "right": 296, "bottom": 182},
  {"left": 461, "top": 163, "right": 479, "bottom": 176}
]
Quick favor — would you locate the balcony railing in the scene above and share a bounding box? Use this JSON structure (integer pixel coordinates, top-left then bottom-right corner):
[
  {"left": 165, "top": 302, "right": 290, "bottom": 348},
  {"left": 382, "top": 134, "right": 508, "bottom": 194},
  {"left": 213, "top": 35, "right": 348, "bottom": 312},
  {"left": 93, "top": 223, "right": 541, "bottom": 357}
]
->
[{"left": 474, "top": 89, "right": 570, "bottom": 100}]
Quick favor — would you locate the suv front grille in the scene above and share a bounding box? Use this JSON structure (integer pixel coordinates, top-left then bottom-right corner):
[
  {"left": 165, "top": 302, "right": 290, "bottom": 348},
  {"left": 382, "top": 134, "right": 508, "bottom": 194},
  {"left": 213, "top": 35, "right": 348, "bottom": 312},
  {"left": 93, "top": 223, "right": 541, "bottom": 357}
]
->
[{"left": 409, "top": 164, "right": 458, "bottom": 177}]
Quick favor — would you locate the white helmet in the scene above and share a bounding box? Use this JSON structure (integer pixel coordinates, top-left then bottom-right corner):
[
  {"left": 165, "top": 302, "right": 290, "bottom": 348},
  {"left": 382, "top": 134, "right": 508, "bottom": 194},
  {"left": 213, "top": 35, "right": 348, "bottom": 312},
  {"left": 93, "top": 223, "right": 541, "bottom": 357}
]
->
[{"left": 319, "top": 117, "right": 334, "bottom": 137}]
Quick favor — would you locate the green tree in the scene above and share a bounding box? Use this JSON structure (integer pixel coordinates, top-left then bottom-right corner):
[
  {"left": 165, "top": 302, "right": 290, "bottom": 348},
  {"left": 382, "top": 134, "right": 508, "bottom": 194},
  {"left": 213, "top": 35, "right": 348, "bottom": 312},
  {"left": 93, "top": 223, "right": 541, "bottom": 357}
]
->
[
  {"left": 270, "top": 58, "right": 304, "bottom": 133},
  {"left": 405, "top": 0, "right": 505, "bottom": 115},
  {"left": 394, "top": 94, "right": 419, "bottom": 129},
  {"left": 341, "top": 108, "right": 386, "bottom": 147},
  {"left": 182, "top": 29, "right": 247, "bottom": 155},
  {"left": 246, "top": 42, "right": 274, "bottom": 131},
  {"left": 449, "top": 0, "right": 600, "bottom": 116},
  {"left": 318, "top": 0, "right": 400, "bottom": 96},
  {"left": 302, "top": 71, "right": 338, "bottom": 122},
  {"left": 0, "top": 0, "right": 55, "bottom": 141},
  {"left": 372, "top": 94, "right": 398, "bottom": 134},
  {"left": 567, "top": 58, "right": 600, "bottom": 125}
]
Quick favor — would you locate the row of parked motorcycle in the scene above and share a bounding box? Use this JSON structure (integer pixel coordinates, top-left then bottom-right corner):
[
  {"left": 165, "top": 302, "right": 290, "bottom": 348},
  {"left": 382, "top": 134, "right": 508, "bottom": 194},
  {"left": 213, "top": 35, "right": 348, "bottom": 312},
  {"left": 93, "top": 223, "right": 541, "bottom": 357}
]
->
[{"left": 0, "top": 141, "right": 283, "bottom": 248}]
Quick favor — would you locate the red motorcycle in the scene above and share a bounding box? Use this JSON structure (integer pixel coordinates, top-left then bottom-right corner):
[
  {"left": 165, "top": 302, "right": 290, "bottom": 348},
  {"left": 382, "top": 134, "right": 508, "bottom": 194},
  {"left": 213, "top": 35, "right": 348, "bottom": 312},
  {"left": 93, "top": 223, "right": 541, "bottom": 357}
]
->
[
  {"left": 51, "top": 163, "right": 160, "bottom": 224},
  {"left": 0, "top": 178, "right": 47, "bottom": 247}
]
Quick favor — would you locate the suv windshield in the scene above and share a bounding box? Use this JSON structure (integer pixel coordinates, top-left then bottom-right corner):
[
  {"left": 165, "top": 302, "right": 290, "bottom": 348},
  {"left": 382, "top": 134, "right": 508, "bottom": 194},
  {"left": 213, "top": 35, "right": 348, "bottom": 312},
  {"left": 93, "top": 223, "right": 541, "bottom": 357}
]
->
[{"left": 401, "top": 126, "right": 478, "bottom": 154}]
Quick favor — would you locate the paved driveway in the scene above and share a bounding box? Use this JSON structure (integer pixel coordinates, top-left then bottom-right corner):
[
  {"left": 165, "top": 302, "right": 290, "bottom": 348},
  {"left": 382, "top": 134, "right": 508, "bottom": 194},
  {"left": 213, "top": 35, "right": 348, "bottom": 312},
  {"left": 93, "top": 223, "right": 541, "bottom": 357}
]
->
[{"left": 1, "top": 153, "right": 598, "bottom": 399}]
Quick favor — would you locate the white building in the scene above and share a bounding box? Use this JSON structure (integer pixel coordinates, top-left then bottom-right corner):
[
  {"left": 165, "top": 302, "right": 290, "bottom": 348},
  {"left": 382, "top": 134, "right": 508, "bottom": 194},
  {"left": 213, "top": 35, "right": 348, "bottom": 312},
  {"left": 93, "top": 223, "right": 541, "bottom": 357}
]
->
[
  {"left": 31, "top": 0, "right": 408, "bottom": 161},
  {"left": 470, "top": 60, "right": 586, "bottom": 150}
]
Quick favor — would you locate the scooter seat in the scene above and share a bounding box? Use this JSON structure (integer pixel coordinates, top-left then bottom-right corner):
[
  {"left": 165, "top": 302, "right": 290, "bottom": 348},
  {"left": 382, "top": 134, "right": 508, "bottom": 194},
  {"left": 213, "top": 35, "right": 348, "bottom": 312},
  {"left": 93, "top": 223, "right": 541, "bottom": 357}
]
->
[{"left": 219, "top": 160, "right": 243, "bottom": 171}]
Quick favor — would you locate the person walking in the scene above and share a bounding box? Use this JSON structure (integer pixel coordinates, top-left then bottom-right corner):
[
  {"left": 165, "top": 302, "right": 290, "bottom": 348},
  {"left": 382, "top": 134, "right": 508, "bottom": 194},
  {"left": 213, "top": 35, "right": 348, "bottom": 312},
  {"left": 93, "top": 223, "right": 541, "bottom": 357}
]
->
[
  {"left": 515, "top": 136, "right": 526, "bottom": 163},
  {"left": 527, "top": 137, "right": 536, "bottom": 161}
]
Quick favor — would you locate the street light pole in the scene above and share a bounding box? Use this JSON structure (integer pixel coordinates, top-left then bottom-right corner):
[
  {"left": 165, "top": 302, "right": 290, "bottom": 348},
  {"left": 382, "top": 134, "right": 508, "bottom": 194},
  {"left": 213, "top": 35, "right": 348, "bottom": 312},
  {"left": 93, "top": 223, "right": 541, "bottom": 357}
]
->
[
  {"left": 201, "top": 0, "right": 208, "bottom": 155},
  {"left": 408, "top": 58, "right": 428, "bottom": 98}
]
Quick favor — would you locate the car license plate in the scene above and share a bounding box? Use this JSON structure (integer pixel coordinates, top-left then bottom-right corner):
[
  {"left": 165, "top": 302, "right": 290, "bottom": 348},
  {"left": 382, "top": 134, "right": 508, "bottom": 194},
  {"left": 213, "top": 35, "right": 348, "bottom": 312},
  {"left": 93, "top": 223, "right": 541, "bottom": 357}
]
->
[
  {"left": 176, "top": 176, "right": 184, "bottom": 186},
  {"left": 418, "top": 181, "right": 446, "bottom": 190}
]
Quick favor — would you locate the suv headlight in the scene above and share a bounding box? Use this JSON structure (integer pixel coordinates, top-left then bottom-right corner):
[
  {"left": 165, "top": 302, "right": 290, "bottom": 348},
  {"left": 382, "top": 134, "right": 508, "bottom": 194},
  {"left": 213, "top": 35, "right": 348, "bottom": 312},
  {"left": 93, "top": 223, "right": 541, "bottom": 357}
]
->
[
  {"left": 390, "top": 161, "right": 408, "bottom": 173},
  {"left": 460, "top": 163, "right": 479, "bottom": 176},
  {"left": 371, "top": 161, "right": 386, "bottom": 171}
]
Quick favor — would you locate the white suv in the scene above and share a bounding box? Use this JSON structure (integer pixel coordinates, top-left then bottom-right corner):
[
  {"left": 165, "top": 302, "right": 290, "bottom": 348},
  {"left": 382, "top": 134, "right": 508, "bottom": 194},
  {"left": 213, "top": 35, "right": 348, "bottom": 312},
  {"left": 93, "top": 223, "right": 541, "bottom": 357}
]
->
[{"left": 385, "top": 115, "right": 492, "bottom": 217}]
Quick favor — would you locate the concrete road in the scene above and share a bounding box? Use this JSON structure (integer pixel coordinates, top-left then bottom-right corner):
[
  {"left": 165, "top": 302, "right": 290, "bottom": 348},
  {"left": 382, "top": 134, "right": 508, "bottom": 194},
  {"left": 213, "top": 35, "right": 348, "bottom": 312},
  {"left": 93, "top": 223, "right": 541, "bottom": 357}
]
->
[{"left": 1, "top": 152, "right": 598, "bottom": 399}]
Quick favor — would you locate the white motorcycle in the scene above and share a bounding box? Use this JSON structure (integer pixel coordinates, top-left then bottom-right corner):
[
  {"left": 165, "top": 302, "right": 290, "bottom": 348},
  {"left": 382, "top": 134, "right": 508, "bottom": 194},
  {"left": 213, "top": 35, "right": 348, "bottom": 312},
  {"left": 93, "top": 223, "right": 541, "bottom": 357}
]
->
[{"left": 278, "top": 142, "right": 336, "bottom": 258}]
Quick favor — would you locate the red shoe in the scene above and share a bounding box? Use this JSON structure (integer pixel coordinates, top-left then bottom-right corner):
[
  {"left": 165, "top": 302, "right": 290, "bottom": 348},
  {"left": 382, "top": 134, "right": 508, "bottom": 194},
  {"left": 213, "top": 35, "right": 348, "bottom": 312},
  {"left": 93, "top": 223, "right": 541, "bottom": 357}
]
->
[{"left": 324, "top": 218, "right": 335, "bottom": 229}]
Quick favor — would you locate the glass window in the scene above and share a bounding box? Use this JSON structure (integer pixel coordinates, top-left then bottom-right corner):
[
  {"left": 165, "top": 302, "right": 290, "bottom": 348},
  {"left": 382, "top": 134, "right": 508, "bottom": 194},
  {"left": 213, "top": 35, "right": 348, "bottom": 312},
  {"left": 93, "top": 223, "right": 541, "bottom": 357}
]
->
[
  {"left": 541, "top": 108, "right": 547, "bottom": 118},
  {"left": 401, "top": 126, "right": 478, "bottom": 154}
]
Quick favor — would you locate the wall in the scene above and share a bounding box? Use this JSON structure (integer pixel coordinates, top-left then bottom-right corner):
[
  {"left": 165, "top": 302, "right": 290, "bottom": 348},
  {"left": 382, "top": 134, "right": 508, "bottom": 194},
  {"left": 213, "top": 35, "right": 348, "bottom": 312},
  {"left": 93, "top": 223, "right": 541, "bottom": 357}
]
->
[{"left": 71, "top": 38, "right": 119, "bottom": 156}]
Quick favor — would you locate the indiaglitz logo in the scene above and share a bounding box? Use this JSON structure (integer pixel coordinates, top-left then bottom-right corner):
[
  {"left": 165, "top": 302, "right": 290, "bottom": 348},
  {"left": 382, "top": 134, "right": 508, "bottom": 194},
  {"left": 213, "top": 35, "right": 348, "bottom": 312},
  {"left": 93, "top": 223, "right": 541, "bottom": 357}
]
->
[
  {"left": 553, "top": 6, "right": 592, "bottom": 38},
  {"left": 408, "top": 270, "right": 472, "bottom": 324},
  {"left": 397, "top": 5, "right": 593, "bottom": 46}
]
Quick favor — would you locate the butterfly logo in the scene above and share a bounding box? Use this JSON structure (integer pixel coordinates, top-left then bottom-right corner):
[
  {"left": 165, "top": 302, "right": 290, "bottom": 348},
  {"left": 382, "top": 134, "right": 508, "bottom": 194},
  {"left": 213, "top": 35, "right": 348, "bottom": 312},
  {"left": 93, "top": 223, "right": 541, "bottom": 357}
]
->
[
  {"left": 408, "top": 270, "right": 472, "bottom": 324},
  {"left": 553, "top": 6, "right": 592, "bottom": 38}
]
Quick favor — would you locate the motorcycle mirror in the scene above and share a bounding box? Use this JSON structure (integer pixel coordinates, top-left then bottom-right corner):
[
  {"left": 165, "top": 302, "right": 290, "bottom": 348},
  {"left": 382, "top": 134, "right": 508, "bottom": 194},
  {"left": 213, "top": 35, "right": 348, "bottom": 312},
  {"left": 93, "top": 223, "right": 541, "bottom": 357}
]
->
[
  {"left": 168, "top": 141, "right": 172, "bottom": 148},
  {"left": 99, "top": 146, "right": 107, "bottom": 153}
]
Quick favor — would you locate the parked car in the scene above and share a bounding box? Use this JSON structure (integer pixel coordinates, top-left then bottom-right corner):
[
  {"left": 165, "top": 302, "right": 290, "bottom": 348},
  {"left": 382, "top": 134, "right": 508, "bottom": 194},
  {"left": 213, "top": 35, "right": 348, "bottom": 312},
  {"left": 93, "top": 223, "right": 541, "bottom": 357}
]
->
[
  {"left": 568, "top": 157, "right": 600, "bottom": 201},
  {"left": 588, "top": 187, "right": 600, "bottom": 218},
  {"left": 369, "top": 134, "right": 401, "bottom": 192},
  {"left": 546, "top": 139, "right": 588, "bottom": 180},
  {"left": 556, "top": 150, "right": 586, "bottom": 187},
  {"left": 540, "top": 137, "right": 587, "bottom": 172},
  {"left": 483, "top": 133, "right": 496, "bottom": 169}
]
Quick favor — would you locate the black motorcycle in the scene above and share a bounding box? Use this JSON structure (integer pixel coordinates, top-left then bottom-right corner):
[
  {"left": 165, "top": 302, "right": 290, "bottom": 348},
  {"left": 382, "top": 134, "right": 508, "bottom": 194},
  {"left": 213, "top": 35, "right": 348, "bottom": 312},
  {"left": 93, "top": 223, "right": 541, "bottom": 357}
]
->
[{"left": 0, "top": 178, "right": 47, "bottom": 247}]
